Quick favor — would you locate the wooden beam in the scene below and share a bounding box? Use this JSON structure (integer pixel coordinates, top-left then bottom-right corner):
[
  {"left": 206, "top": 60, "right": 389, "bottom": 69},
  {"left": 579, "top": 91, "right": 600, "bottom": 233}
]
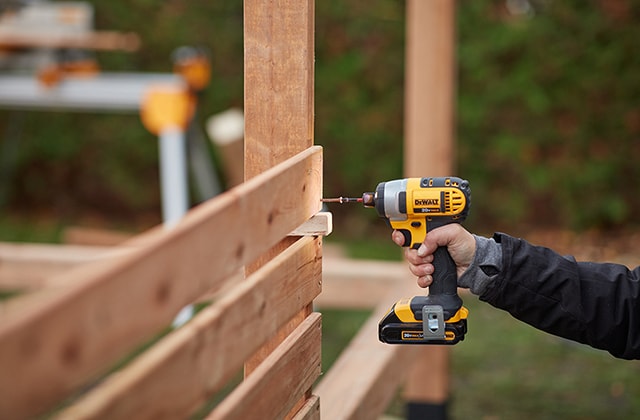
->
[
  {"left": 0, "top": 146, "right": 322, "bottom": 419},
  {"left": 288, "top": 212, "right": 332, "bottom": 237},
  {"left": 56, "top": 236, "right": 322, "bottom": 419},
  {"left": 0, "top": 31, "right": 141, "bottom": 52},
  {"left": 244, "top": 0, "right": 315, "bottom": 178},
  {"left": 0, "top": 209, "right": 330, "bottom": 292},
  {"left": 291, "top": 394, "right": 320, "bottom": 420},
  {"left": 403, "top": 0, "right": 457, "bottom": 412},
  {"left": 318, "top": 254, "right": 471, "bottom": 309},
  {"left": 316, "top": 257, "right": 407, "bottom": 309},
  {"left": 0, "top": 243, "right": 130, "bottom": 291},
  {"left": 207, "top": 313, "right": 322, "bottom": 419},
  {"left": 315, "top": 282, "right": 421, "bottom": 419},
  {"left": 62, "top": 226, "right": 133, "bottom": 246},
  {"left": 243, "top": 1, "right": 317, "bottom": 404},
  {"left": 404, "top": 0, "right": 456, "bottom": 177}
]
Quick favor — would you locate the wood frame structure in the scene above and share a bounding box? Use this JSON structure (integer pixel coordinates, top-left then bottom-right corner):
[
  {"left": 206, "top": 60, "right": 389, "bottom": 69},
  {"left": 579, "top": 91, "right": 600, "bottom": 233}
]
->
[
  {"left": 0, "top": 1, "right": 456, "bottom": 418},
  {"left": 403, "top": 0, "right": 456, "bottom": 413}
]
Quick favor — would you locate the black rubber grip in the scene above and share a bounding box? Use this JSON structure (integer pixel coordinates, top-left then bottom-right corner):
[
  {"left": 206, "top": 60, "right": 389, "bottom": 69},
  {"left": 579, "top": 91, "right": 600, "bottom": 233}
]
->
[{"left": 429, "top": 246, "right": 458, "bottom": 296}]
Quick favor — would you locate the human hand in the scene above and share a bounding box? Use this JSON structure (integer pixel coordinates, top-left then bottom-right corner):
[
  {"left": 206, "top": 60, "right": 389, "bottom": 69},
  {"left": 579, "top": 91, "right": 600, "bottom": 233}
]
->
[{"left": 391, "top": 224, "right": 476, "bottom": 288}]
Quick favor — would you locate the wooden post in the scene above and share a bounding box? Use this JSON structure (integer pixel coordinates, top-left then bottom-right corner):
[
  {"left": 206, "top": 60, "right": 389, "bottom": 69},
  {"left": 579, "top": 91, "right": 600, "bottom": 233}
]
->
[
  {"left": 243, "top": 0, "right": 316, "bottom": 407},
  {"left": 244, "top": 0, "right": 315, "bottom": 177},
  {"left": 403, "top": 1, "right": 456, "bottom": 419}
]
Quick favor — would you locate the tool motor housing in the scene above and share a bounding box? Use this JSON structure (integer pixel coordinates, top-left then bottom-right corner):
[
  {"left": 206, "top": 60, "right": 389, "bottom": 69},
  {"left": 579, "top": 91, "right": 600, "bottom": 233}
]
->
[{"left": 372, "top": 177, "right": 471, "bottom": 249}]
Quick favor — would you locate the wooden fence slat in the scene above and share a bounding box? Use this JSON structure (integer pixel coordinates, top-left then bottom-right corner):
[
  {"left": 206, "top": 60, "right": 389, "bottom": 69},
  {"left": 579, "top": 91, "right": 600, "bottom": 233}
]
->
[
  {"left": 207, "top": 312, "right": 322, "bottom": 420},
  {"left": 317, "top": 257, "right": 408, "bottom": 309},
  {"left": 315, "top": 283, "right": 421, "bottom": 420},
  {"left": 62, "top": 226, "right": 133, "bottom": 246},
  {"left": 0, "top": 146, "right": 322, "bottom": 419},
  {"left": 291, "top": 394, "right": 320, "bottom": 420},
  {"left": 56, "top": 236, "right": 322, "bottom": 419},
  {"left": 288, "top": 212, "right": 332, "bottom": 237},
  {"left": 0, "top": 243, "right": 132, "bottom": 291}
]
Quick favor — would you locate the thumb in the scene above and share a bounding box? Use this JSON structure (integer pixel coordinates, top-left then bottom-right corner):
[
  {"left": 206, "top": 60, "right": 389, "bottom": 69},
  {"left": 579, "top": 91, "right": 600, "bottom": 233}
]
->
[
  {"left": 423, "top": 224, "right": 475, "bottom": 276},
  {"left": 419, "top": 224, "right": 460, "bottom": 255}
]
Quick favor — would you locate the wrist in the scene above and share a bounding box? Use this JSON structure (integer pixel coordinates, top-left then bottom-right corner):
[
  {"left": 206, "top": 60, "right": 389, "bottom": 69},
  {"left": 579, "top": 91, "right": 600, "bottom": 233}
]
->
[{"left": 457, "top": 234, "right": 502, "bottom": 295}]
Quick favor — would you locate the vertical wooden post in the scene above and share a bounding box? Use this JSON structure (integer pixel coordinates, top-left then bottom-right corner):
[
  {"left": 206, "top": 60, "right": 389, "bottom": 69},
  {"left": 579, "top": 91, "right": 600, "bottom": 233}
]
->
[
  {"left": 244, "top": 0, "right": 315, "bottom": 178},
  {"left": 403, "top": 0, "right": 456, "bottom": 419},
  {"left": 243, "top": 0, "right": 316, "bottom": 385}
]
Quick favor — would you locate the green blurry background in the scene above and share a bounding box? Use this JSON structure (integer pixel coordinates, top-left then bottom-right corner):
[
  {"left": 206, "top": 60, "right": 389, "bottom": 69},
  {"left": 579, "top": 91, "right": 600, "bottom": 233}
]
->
[
  {"left": 2, "top": 1, "right": 640, "bottom": 418},
  {"left": 3, "top": 0, "right": 640, "bottom": 239}
]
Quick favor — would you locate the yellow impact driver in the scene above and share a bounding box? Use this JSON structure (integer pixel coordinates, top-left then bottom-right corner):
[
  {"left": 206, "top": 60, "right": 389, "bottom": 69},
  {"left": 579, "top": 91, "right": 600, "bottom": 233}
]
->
[{"left": 323, "top": 177, "right": 471, "bottom": 345}]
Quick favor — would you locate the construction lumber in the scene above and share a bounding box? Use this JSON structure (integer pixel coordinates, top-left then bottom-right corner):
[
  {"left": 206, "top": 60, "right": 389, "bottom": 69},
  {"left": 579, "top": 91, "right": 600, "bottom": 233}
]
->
[
  {"left": 243, "top": 0, "right": 316, "bottom": 384},
  {"left": 289, "top": 211, "right": 332, "bottom": 237},
  {"left": 244, "top": 0, "right": 315, "bottom": 177},
  {"left": 404, "top": 0, "right": 457, "bottom": 410},
  {"left": 56, "top": 236, "right": 322, "bottom": 419},
  {"left": 291, "top": 394, "right": 320, "bottom": 420},
  {"left": 0, "top": 31, "right": 141, "bottom": 51},
  {"left": 404, "top": 0, "right": 456, "bottom": 176},
  {"left": 207, "top": 312, "right": 322, "bottom": 420},
  {"left": 315, "top": 282, "right": 420, "bottom": 420},
  {"left": 62, "top": 226, "right": 133, "bottom": 246},
  {"left": 317, "top": 256, "right": 407, "bottom": 309},
  {"left": 0, "top": 242, "right": 129, "bottom": 291},
  {"left": 0, "top": 146, "right": 322, "bottom": 419}
]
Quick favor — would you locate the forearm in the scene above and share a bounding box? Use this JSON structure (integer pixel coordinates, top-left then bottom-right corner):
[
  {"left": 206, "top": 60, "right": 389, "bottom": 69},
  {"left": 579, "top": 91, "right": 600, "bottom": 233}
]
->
[{"left": 473, "top": 233, "right": 640, "bottom": 360}]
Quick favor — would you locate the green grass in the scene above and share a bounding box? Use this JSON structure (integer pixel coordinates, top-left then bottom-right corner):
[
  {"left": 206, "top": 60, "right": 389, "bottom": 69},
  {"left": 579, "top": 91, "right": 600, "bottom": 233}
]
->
[
  {"left": 320, "top": 308, "right": 372, "bottom": 373},
  {"left": 0, "top": 214, "right": 63, "bottom": 243},
  {"left": 450, "top": 296, "right": 640, "bottom": 418},
  {"left": 320, "top": 297, "right": 640, "bottom": 419}
]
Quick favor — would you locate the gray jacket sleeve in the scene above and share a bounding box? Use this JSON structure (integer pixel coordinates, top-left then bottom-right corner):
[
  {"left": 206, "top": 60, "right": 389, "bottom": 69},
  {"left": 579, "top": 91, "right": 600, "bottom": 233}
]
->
[
  {"left": 457, "top": 234, "right": 503, "bottom": 295},
  {"left": 462, "top": 232, "right": 640, "bottom": 360}
]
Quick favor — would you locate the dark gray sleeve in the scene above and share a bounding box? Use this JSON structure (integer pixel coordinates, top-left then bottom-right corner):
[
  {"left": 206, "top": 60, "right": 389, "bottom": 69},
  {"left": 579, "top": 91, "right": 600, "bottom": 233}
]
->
[
  {"left": 478, "top": 233, "right": 640, "bottom": 360},
  {"left": 457, "top": 234, "right": 502, "bottom": 295}
]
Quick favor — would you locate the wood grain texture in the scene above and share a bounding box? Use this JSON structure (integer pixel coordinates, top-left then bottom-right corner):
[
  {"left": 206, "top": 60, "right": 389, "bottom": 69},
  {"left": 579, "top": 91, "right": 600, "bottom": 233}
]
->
[
  {"left": 0, "top": 242, "right": 129, "bottom": 290},
  {"left": 207, "top": 313, "right": 322, "bottom": 420},
  {"left": 291, "top": 394, "right": 320, "bottom": 420},
  {"left": 315, "top": 282, "right": 421, "bottom": 420},
  {"left": 404, "top": 0, "right": 456, "bottom": 178},
  {"left": 317, "top": 256, "right": 408, "bottom": 309},
  {"left": 0, "top": 146, "right": 322, "bottom": 419},
  {"left": 57, "top": 236, "right": 322, "bottom": 419},
  {"left": 243, "top": 0, "right": 317, "bottom": 384},
  {"left": 244, "top": 0, "right": 315, "bottom": 178},
  {"left": 403, "top": 0, "right": 457, "bottom": 406},
  {"left": 288, "top": 212, "right": 332, "bottom": 237}
]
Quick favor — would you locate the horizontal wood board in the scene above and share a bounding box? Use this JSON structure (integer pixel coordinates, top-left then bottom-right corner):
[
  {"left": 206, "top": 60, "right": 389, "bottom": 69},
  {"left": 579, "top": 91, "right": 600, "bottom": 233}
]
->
[
  {"left": 0, "top": 146, "right": 322, "bottom": 418},
  {"left": 207, "top": 312, "right": 322, "bottom": 419}
]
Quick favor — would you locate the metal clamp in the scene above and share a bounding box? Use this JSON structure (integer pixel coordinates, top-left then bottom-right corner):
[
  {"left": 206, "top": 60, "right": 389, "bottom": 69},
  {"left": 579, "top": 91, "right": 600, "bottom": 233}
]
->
[{"left": 422, "top": 305, "right": 445, "bottom": 340}]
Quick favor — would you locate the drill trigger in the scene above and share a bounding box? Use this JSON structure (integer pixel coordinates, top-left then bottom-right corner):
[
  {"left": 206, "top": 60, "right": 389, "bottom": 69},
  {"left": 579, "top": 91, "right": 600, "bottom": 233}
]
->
[{"left": 398, "top": 229, "right": 412, "bottom": 247}]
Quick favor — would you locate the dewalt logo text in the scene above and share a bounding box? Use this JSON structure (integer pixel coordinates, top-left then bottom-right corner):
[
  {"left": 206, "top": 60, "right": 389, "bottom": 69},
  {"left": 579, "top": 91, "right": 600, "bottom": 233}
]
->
[{"left": 414, "top": 199, "right": 438, "bottom": 206}]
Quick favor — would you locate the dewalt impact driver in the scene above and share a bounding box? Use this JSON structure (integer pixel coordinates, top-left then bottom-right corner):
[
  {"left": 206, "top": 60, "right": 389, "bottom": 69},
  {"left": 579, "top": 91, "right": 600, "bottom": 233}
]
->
[{"left": 322, "top": 177, "right": 471, "bottom": 345}]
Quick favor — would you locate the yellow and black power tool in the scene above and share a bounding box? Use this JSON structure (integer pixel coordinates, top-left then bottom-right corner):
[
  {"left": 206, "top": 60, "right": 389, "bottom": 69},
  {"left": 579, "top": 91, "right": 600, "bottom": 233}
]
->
[{"left": 323, "top": 177, "right": 471, "bottom": 345}]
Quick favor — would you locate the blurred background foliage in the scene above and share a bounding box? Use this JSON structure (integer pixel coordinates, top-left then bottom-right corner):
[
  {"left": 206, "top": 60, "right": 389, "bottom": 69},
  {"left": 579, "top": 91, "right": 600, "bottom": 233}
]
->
[{"left": 1, "top": 0, "right": 640, "bottom": 241}]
